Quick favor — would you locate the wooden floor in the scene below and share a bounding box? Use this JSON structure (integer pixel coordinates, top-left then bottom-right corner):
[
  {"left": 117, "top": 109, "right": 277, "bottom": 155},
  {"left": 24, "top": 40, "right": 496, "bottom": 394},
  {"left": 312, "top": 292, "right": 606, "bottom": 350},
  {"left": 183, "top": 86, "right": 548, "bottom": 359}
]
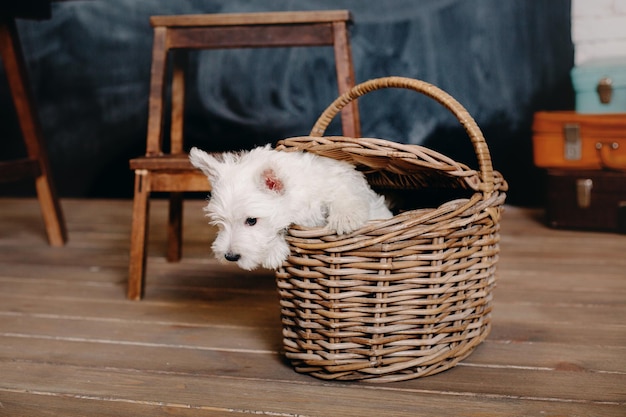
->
[{"left": 0, "top": 198, "right": 625, "bottom": 416}]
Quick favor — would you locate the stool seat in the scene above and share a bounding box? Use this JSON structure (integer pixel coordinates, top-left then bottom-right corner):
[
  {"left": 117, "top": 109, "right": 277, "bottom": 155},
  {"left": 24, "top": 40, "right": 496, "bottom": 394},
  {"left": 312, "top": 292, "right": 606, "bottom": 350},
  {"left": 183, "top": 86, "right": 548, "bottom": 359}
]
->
[
  {"left": 127, "top": 10, "right": 360, "bottom": 300},
  {"left": 130, "top": 154, "right": 196, "bottom": 171},
  {"left": 129, "top": 155, "right": 210, "bottom": 192}
]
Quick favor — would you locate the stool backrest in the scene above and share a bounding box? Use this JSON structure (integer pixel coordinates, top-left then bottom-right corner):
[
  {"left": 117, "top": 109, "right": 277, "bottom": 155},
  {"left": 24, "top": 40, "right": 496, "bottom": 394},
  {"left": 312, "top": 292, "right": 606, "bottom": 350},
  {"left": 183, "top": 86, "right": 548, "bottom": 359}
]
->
[{"left": 145, "top": 10, "right": 361, "bottom": 156}]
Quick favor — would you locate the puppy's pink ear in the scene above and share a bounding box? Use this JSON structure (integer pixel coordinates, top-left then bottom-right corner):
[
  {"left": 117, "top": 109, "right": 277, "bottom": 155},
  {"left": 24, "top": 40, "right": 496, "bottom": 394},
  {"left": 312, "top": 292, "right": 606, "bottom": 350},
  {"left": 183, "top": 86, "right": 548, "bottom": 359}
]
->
[{"left": 261, "top": 168, "right": 284, "bottom": 194}]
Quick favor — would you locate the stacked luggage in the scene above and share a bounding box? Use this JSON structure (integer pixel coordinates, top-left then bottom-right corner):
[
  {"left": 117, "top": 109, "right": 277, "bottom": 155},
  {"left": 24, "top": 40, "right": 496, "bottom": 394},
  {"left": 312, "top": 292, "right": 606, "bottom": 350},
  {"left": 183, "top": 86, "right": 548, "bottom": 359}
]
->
[{"left": 532, "top": 58, "right": 626, "bottom": 233}]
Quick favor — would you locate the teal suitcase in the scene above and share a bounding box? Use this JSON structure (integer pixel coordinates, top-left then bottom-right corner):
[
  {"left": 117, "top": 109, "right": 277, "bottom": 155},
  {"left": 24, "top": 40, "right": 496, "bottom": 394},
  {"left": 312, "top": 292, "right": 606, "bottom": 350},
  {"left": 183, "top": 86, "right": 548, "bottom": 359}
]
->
[{"left": 571, "top": 57, "right": 626, "bottom": 114}]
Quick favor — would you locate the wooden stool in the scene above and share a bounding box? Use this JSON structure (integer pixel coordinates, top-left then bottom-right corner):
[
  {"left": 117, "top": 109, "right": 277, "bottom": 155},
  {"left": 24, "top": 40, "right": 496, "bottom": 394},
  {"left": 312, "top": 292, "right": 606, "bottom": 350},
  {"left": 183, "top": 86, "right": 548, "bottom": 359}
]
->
[
  {"left": 0, "top": 16, "right": 67, "bottom": 246},
  {"left": 127, "top": 10, "right": 361, "bottom": 300}
]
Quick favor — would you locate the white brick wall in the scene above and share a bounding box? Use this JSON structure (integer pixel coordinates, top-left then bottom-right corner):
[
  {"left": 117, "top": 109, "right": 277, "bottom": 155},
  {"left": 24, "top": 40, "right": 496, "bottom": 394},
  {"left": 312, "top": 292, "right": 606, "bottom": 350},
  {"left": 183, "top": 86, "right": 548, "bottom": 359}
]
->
[{"left": 572, "top": 0, "right": 626, "bottom": 64}]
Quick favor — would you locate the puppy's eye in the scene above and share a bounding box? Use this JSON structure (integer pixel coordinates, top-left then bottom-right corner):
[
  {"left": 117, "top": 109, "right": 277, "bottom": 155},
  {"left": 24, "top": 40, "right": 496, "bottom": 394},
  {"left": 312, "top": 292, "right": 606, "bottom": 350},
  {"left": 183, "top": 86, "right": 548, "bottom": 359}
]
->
[{"left": 245, "top": 217, "right": 257, "bottom": 226}]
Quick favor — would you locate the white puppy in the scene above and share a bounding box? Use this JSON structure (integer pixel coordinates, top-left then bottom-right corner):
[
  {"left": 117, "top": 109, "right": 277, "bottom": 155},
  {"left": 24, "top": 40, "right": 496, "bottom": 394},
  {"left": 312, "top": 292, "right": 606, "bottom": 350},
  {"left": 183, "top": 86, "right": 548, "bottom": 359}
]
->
[{"left": 189, "top": 145, "right": 392, "bottom": 270}]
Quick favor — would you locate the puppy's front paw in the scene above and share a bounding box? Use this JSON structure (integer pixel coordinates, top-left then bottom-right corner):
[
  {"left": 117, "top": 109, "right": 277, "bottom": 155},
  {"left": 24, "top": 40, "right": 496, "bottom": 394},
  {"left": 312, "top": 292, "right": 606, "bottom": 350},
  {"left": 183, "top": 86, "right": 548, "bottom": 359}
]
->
[{"left": 327, "top": 207, "right": 368, "bottom": 235}]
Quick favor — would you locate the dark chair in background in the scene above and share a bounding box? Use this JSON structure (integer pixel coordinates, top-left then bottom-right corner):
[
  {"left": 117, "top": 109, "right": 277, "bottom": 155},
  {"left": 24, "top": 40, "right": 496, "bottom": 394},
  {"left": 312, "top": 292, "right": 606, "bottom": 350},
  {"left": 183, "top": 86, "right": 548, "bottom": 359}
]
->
[{"left": 0, "top": 2, "right": 67, "bottom": 246}]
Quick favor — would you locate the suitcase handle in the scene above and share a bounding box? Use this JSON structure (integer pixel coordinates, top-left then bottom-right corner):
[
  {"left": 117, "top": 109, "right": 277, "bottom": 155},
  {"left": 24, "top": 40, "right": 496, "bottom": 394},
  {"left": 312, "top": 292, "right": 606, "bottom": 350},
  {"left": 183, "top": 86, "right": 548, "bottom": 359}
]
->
[{"left": 596, "top": 142, "right": 626, "bottom": 171}]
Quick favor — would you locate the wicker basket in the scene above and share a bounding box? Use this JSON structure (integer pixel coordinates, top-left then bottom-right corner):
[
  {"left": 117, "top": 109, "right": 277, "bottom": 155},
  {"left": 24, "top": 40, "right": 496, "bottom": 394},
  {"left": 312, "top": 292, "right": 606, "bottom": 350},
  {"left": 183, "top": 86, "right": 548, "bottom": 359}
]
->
[{"left": 274, "top": 77, "right": 508, "bottom": 383}]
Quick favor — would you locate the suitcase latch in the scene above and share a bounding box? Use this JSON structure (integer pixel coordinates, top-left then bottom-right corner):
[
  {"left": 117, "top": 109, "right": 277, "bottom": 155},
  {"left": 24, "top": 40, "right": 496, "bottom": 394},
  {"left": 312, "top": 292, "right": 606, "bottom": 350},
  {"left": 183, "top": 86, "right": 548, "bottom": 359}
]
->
[
  {"left": 597, "top": 77, "right": 613, "bottom": 104},
  {"left": 563, "top": 124, "right": 582, "bottom": 160},
  {"left": 576, "top": 178, "right": 593, "bottom": 209}
]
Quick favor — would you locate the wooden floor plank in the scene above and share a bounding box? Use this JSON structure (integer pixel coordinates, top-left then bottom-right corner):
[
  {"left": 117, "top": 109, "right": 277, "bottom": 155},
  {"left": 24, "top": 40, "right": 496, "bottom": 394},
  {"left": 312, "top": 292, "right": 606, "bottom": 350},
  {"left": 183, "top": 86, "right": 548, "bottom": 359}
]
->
[
  {"left": 3, "top": 310, "right": 624, "bottom": 376},
  {"left": 3, "top": 286, "right": 624, "bottom": 350},
  {"left": 1, "top": 361, "right": 624, "bottom": 417},
  {"left": 0, "top": 391, "right": 232, "bottom": 417},
  {"left": 0, "top": 293, "right": 281, "bottom": 328},
  {"left": 1, "top": 334, "right": 624, "bottom": 405},
  {"left": 3, "top": 336, "right": 621, "bottom": 398},
  {"left": 470, "top": 340, "right": 626, "bottom": 373}
]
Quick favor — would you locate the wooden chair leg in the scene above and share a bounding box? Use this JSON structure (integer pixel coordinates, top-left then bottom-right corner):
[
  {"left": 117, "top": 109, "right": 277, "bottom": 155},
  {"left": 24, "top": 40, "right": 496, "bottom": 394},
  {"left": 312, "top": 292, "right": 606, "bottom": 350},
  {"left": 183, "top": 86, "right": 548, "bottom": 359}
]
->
[
  {"left": 34, "top": 174, "right": 67, "bottom": 247},
  {"left": 167, "top": 192, "right": 183, "bottom": 262},
  {"left": 0, "top": 18, "right": 67, "bottom": 246},
  {"left": 128, "top": 170, "right": 151, "bottom": 300}
]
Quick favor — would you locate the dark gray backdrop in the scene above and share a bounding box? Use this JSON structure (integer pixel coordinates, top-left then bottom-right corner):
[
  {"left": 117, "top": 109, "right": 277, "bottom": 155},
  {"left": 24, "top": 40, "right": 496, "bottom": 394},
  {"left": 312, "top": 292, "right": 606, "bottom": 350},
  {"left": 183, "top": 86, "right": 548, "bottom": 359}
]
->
[{"left": 0, "top": 0, "right": 574, "bottom": 205}]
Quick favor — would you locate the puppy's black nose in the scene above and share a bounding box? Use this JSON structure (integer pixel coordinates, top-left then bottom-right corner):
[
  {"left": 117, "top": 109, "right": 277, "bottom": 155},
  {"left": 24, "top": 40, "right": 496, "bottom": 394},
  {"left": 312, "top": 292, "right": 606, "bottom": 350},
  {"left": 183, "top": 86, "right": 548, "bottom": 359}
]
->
[{"left": 224, "top": 252, "right": 241, "bottom": 262}]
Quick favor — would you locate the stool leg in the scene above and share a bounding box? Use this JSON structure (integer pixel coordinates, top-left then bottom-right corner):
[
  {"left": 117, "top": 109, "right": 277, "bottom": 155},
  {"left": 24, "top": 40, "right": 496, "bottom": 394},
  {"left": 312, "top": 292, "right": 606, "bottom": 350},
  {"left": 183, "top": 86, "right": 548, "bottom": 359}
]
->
[
  {"left": 166, "top": 53, "right": 185, "bottom": 263},
  {"left": 0, "top": 18, "right": 67, "bottom": 246},
  {"left": 167, "top": 192, "right": 183, "bottom": 262},
  {"left": 128, "top": 170, "right": 150, "bottom": 300}
]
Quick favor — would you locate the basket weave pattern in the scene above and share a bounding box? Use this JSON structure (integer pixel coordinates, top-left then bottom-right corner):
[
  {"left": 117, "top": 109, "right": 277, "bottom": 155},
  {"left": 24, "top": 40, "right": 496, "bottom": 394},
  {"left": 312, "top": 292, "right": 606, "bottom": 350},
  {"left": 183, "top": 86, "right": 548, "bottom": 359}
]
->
[{"left": 275, "top": 77, "right": 508, "bottom": 382}]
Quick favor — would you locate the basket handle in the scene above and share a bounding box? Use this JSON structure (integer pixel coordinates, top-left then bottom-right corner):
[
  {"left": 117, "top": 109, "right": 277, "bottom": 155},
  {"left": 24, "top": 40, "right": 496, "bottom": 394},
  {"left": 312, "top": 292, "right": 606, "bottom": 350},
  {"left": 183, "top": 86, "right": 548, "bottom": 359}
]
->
[{"left": 310, "top": 76, "right": 495, "bottom": 193}]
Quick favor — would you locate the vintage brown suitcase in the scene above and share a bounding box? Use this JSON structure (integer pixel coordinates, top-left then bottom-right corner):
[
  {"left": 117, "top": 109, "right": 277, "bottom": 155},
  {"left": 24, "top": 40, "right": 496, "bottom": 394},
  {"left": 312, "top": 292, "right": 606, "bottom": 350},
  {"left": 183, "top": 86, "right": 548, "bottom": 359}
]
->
[
  {"left": 533, "top": 111, "right": 626, "bottom": 170},
  {"left": 546, "top": 169, "right": 626, "bottom": 233}
]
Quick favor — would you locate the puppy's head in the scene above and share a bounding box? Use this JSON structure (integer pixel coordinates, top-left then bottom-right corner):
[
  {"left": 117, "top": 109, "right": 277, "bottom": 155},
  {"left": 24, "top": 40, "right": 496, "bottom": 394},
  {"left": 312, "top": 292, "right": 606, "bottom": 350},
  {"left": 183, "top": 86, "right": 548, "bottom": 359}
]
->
[{"left": 189, "top": 147, "right": 291, "bottom": 270}]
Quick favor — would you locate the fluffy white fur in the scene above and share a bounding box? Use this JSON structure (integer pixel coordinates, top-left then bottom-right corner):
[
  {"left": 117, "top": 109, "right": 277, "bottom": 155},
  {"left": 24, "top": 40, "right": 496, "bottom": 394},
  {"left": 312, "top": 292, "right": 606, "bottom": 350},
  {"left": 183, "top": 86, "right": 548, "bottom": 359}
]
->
[{"left": 189, "top": 145, "right": 392, "bottom": 270}]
